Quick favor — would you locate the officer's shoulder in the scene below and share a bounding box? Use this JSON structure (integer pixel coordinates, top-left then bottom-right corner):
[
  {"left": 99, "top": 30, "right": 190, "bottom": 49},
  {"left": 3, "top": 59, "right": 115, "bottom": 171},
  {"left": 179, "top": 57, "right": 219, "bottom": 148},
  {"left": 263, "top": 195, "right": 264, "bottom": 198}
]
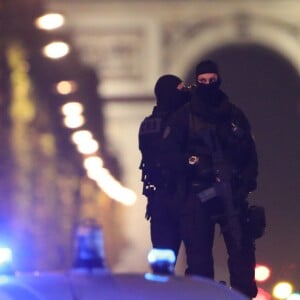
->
[
  {"left": 139, "top": 114, "right": 162, "bottom": 135},
  {"left": 139, "top": 115, "right": 151, "bottom": 132},
  {"left": 229, "top": 103, "right": 247, "bottom": 119},
  {"left": 171, "top": 102, "right": 192, "bottom": 125},
  {"left": 229, "top": 103, "right": 252, "bottom": 130},
  {"left": 172, "top": 102, "right": 191, "bottom": 118}
]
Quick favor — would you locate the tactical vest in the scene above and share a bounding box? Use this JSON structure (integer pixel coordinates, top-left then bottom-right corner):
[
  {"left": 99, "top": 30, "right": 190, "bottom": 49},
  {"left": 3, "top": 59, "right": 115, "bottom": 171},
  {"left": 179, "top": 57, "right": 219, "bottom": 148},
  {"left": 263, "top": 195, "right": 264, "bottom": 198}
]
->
[
  {"left": 186, "top": 111, "right": 218, "bottom": 184},
  {"left": 187, "top": 105, "right": 256, "bottom": 194},
  {"left": 139, "top": 115, "right": 163, "bottom": 164},
  {"left": 139, "top": 115, "right": 171, "bottom": 195}
]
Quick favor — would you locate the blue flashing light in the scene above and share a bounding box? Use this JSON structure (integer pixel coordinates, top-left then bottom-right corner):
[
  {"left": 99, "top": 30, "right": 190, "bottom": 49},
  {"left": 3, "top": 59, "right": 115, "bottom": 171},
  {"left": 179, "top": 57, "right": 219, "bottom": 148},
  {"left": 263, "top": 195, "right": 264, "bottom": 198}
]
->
[
  {"left": 144, "top": 272, "right": 170, "bottom": 282},
  {"left": 147, "top": 248, "right": 176, "bottom": 275},
  {"left": 0, "top": 247, "right": 12, "bottom": 265},
  {"left": 0, "top": 247, "right": 13, "bottom": 275},
  {"left": 73, "top": 219, "right": 107, "bottom": 270},
  {"left": 147, "top": 248, "right": 176, "bottom": 264}
]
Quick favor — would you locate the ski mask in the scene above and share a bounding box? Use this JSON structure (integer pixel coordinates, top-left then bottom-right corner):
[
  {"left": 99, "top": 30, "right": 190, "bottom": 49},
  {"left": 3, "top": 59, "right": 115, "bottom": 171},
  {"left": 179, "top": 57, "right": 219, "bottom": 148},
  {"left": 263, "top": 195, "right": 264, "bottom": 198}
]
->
[
  {"left": 195, "top": 60, "right": 220, "bottom": 80},
  {"left": 154, "top": 74, "right": 190, "bottom": 112},
  {"left": 195, "top": 60, "right": 223, "bottom": 107},
  {"left": 195, "top": 81, "right": 223, "bottom": 106}
]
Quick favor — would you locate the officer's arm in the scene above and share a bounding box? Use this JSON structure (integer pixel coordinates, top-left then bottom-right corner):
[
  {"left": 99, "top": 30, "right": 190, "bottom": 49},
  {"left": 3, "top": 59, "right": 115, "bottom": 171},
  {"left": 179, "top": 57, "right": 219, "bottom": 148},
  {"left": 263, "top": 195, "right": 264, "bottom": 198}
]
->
[{"left": 234, "top": 109, "right": 259, "bottom": 193}]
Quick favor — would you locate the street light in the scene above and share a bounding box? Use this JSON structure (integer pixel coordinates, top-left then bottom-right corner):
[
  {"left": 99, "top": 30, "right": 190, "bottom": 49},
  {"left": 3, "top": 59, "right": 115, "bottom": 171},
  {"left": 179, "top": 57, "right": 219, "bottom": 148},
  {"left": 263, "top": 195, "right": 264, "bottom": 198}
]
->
[
  {"left": 61, "top": 102, "right": 84, "bottom": 116},
  {"left": 255, "top": 264, "right": 271, "bottom": 282},
  {"left": 273, "top": 281, "right": 293, "bottom": 299},
  {"left": 35, "top": 13, "right": 65, "bottom": 30},
  {"left": 42, "top": 41, "right": 70, "bottom": 59},
  {"left": 55, "top": 80, "right": 78, "bottom": 95}
]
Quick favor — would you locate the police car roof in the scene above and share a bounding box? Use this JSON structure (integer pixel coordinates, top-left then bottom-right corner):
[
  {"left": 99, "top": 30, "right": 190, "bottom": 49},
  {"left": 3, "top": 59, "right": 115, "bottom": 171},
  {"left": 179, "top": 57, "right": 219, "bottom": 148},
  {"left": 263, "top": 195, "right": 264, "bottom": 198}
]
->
[{"left": 0, "top": 271, "right": 247, "bottom": 300}]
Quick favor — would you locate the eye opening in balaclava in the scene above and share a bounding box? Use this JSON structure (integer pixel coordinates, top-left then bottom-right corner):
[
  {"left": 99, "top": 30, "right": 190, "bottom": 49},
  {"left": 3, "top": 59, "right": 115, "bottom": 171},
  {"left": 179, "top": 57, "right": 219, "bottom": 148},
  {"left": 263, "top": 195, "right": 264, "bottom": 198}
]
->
[
  {"left": 194, "top": 60, "right": 224, "bottom": 106},
  {"left": 195, "top": 60, "right": 220, "bottom": 80}
]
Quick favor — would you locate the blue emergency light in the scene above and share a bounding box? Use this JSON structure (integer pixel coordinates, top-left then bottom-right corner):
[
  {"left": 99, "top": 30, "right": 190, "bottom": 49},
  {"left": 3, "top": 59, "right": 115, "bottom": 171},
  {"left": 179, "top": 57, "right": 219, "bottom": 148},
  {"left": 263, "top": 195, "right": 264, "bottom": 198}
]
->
[
  {"left": 0, "top": 247, "right": 13, "bottom": 274},
  {"left": 147, "top": 248, "right": 176, "bottom": 275},
  {"left": 73, "top": 219, "right": 107, "bottom": 270}
]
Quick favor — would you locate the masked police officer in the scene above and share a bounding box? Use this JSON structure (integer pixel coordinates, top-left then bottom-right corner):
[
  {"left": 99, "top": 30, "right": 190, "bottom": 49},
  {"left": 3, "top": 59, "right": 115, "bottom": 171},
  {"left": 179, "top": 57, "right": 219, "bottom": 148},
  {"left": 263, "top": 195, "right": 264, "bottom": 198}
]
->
[
  {"left": 138, "top": 74, "right": 190, "bottom": 264},
  {"left": 165, "top": 60, "right": 259, "bottom": 298}
]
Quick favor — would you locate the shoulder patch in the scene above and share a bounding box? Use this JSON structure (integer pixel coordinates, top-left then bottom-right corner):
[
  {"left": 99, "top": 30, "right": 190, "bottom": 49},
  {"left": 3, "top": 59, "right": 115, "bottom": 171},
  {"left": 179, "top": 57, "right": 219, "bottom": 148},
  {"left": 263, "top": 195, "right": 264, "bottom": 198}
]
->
[{"left": 139, "top": 117, "right": 161, "bottom": 135}]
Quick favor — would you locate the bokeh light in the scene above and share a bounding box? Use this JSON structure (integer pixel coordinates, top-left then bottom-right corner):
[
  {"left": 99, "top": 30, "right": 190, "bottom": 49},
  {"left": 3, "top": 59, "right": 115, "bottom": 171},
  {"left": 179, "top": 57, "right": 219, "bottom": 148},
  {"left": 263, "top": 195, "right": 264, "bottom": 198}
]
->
[
  {"left": 42, "top": 41, "right": 70, "bottom": 59},
  {"left": 55, "top": 80, "right": 78, "bottom": 95},
  {"left": 63, "top": 115, "right": 85, "bottom": 129},
  {"left": 287, "top": 293, "right": 300, "bottom": 300},
  {"left": 76, "top": 139, "right": 99, "bottom": 154},
  {"left": 83, "top": 156, "right": 104, "bottom": 170},
  {"left": 71, "top": 130, "right": 93, "bottom": 144},
  {"left": 61, "top": 102, "right": 84, "bottom": 116},
  {"left": 273, "top": 281, "right": 293, "bottom": 299},
  {"left": 0, "top": 247, "right": 12, "bottom": 264},
  {"left": 255, "top": 264, "right": 271, "bottom": 282},
  {"left": 35, "top": 13, "right": 65, "bottom": 30},
  {"left": 254, "top": 287, "right": 271, "bottom": 300}
]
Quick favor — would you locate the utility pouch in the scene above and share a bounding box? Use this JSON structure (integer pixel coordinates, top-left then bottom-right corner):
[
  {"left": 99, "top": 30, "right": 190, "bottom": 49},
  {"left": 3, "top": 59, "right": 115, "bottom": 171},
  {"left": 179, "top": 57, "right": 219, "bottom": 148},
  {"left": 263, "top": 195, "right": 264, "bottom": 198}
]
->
[{"left": 247, "top": 205, "right": 266, "bottom": 239}]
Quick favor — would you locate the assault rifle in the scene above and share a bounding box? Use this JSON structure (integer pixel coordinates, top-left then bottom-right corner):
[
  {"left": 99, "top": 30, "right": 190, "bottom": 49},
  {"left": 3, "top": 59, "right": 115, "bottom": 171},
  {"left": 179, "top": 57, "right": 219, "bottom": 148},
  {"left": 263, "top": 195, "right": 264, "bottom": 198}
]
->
[{"left": 192, "top": 128, "right": 243, "bottom": 250}]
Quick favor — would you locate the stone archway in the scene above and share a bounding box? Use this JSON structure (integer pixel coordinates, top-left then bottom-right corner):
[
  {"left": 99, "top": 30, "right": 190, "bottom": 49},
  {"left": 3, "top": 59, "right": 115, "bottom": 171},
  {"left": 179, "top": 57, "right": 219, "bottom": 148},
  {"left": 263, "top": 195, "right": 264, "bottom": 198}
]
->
[{"left": 168, "top": 13, "right": 300, "bottom": 79}]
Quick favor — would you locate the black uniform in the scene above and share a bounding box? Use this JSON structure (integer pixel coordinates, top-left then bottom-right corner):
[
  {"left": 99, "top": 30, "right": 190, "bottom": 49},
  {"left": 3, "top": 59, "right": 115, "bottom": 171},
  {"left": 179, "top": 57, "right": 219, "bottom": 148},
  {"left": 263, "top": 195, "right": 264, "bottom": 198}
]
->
[
  {"left": 138, "top": 75, "right": 190, "bottom": 259},
  {"left": 166, "top": 81, "right": 258, "bottom": 298}
]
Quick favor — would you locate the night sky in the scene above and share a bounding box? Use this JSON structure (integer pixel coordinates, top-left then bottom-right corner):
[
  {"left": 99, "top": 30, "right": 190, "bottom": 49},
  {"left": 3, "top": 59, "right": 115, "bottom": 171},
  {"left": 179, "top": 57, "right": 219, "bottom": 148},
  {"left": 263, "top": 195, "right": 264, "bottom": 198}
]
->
[{"left": 186, "top": 43, "right": 300, "bottom": 288}]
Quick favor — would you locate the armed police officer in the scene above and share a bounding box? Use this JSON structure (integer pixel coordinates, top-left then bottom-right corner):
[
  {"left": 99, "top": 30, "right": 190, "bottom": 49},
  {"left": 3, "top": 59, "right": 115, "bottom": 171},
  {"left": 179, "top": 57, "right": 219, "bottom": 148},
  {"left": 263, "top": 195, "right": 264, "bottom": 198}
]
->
[
  {"left": 138, "top": 75, "right": 190, "bottom": 264},
  {"left": 165, "top": 60, "right": 259, "bottom": 298}
]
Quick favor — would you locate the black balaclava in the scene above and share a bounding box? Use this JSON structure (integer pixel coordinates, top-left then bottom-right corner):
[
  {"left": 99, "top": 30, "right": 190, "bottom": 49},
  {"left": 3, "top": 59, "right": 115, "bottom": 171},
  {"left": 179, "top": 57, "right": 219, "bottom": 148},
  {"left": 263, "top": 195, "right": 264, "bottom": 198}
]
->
[
  {"left": 195, "top": 59, "right": 220, "bottom": 79},
  {"left": 154, "top": 74, "right": 190, "bottom": 113},
  {"left": 194, "top": 60, "right": 223, "bottom": 107}
]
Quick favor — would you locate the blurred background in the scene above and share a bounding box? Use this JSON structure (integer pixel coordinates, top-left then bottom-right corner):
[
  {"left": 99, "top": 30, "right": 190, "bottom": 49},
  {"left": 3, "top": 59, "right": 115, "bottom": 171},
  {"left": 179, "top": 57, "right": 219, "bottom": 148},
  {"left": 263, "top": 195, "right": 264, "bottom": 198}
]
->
[{"left": 1, "top": 0, "right": 300, "bottom": 298}]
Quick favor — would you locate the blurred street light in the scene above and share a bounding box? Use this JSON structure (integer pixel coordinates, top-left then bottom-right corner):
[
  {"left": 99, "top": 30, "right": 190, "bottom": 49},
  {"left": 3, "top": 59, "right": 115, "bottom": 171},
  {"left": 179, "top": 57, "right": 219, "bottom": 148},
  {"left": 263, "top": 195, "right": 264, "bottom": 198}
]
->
[
  {"left": 255, "top": 264, "right": 271, "bottom": 282},
  {"left": 83, "top": 156, "right": 104, "bottom": 170},
  {"left": 35, "top": 13, "right": 65, "bottom": 30},
  {"left": 76, "top": 139, "right": 99, "bottom": 155},
  {"left": 55, "top": 80, "right": 78, "bottom": 95},
  {"left": 273, "top": 281, "right": 293, "bottom": 299},
  {"left": 42, "top": 41, "right": 70, "bottom": 59},
  {"left": 63, "top": 115, "right": 85, "bottom": 129},
  {"left": 71, "top": 130, "right": 93, "bottom": 145},
  {"left": 287, "top": 293, "right": 300, "bottom": 300},
  {"left": 61, "top": 102, "right": 84, "bottom": 116}
]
